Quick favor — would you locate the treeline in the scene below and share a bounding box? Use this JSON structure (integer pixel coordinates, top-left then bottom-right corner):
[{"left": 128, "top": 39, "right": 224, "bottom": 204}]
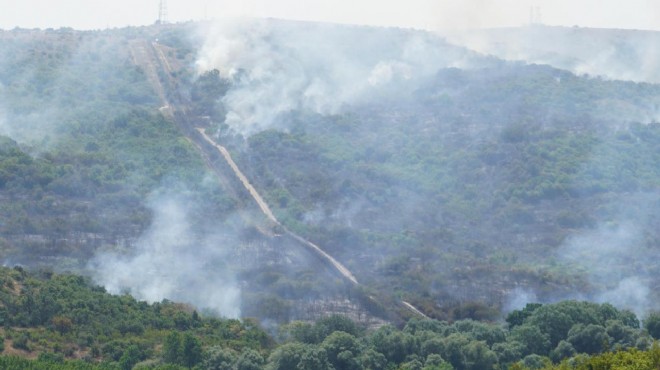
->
[{"left": 0, "top": 267, "right": 660, "bottom": 369}]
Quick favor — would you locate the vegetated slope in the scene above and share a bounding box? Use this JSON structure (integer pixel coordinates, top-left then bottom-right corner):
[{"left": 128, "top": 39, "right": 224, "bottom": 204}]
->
[
  {"left": 0, "top": 25, "right": 389, "bottom": 324},
  {"left": 129, "top": 33, "right": 386, "bottom": 322},
  {"left": 231, "top": 62, "right": 660, "bottom": 319},
  {"left": 0, "top": 27, "right": 234, "bottom": 267},
  {"left": 1, "top": 21, "right": 659, "bottom": 326}
]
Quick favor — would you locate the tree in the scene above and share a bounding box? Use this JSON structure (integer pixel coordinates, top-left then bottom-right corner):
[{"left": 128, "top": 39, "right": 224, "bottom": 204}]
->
[
  {"left": 315, "top": 315, "right": 361, "bottom": 339},
  {"left": 358, "top": 348, "right": 387, "bottom": 370},
  {"left": 509, "top": 324, "right": 551, "bottom": 356},
  {"left": 452, "top": 319, "right": 505, "bottom": 346},
  {"left": 297, "top": 346, "right": 333, "bottom": 370},
  {"left": 463, "top": 340, "right": 497, "bottom": 370},
  {"left": 401, "top": 358, "right": 424, "bottom": 370},
  {"left": 527, "top": 306, "right": 574, "bottom": 347},
  {"left": 549, "top": 340, "right": 576, "bottom": 363},
  {"left": 51, "top": 316, "right": 73, "bottom": 334},
  {"left": 519, "top": 354, "right": 550, "bottom": 369},
  {"left": 163, "top": 332, "right": 182, "bottom": 364},
  {"left": 235, "top": 349, "right": 265, "bottom": 370},
  {"left": 182, "top": 333, "right": 203, "bottom": 368},
  {"left": 266, "top": 343, "right": 306, "bottom": 370},
  {"left": 421, "top": 337, "right": 444, "bottom": 358},
  {"left": 644, "top": 312, "right": 660, "bottom": 339},
  {"left": 321, "top": 331, "right": 362, "bottom": 370},
  {"left": 282, "top": 321, "right": 317, "bottom": 344},
  {"left": 492, "top": 341, "right": 525, "bottom": 365},
  {"left": 203, "top": 346, "right": 237, "bottom": 370},
  {"left": 440, "top": 333, "right": 470, "bottom": 370},
  {"left": 423, "top": 354, "right": 453, "bottom": 370},
  {"left": 567, "top": 324, "right": 610, "bottom": 355},
  {"left": 119, "top": 345, "right": 141, "bottom": 370},
  {"left": 370, "top": 326, "right": 417, "bottom": 364},
  {"left": 506, "top": 303, "right": 543, "bottom": 328},
  {"left": 606, "top": 320, "right": 637, "bottom": 349}
]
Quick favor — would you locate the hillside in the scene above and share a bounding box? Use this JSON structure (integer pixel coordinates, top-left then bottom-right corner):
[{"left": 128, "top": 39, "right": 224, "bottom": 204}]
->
[
  {"left": 0, "top": 19, "right": 659, "bottom": 328},
  {"left": 0, "top": 24, "right": 367, "bottom": 324},
  {"left": 197, "top": 21, "right": 660, "bottom": 318},
  {"left": 233, "top": 63, "right": 660, "bottom": 317}
]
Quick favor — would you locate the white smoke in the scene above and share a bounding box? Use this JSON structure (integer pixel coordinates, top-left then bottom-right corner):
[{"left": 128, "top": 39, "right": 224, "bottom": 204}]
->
[
  {"left": 597, "top": 277, "right": 649, "bottom": 315},
  {"left": 557, "top": 211, "right": 654, "bottom": 317},
  {"left": 445, "top": 26, "right": 660, "bottom": 84},
  {"left": 90, "top": 191, "right": 241, "bottom": 318},
  {"left": 504, "top": 288, "right": 538, "bottom": 312},
  {"left": 0, "top": 92, "right": 6, "bottom": 136},
  {"left": 195, "top": 18, "right": 482, "bottom": 136}
]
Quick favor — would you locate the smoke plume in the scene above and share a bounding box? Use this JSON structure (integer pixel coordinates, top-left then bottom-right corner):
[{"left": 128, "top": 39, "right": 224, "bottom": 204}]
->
[
  {"left": 90, "top": 189, "right": 241, "bottom": 318},
  {"left": 445, "top": 26, "right": 660, "bottom": 84},
  {"left": 195, "top": 18, "right": 483, "bottom": 136},
  {"left": 556, "top": 194, "right": 658, "bottom": 317}
]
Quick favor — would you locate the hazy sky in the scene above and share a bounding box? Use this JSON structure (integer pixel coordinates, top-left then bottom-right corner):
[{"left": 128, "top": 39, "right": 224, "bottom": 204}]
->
[{"left": 0, "top": 0, "right": 658, "bottom": 31}]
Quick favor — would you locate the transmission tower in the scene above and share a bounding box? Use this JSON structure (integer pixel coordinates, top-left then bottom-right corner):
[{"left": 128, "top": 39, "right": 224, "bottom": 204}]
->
[{"left": 158, "top": 0, "right": 169, "bottom": 24}]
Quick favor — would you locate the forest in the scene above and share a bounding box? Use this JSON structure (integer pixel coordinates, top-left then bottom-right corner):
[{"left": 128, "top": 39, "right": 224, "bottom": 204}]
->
[
  {"left": 0, "top": 18, "right": 659, "bottom": 370},
  {"left": 0, "top": 267, "right": 658, "bottom": 369}
]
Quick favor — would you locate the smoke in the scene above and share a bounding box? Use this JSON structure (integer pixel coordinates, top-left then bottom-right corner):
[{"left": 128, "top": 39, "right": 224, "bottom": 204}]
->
[
  {"left": 445, "top": 26, "right": 660, "bottom": 84},
  {"left": 597, "top": 277, "right": 649, "bottom": 314},
  {"left": 89, "top": 189, "right": 241, "bottom": 318},
  {"left": 0, "top": 30, "right": 155, "bottom": 148},
  {"left": 556, "top": 195, "right": 658, "bottom": 317},
  {"left": 504, "top": 288, "right": 538, "bottom": 312},
  {"left": 0, "top": 92, "right": 6, "bottom": 136},
  {"left": 195, "top": 18, "right": 482, "bottom": 136}
]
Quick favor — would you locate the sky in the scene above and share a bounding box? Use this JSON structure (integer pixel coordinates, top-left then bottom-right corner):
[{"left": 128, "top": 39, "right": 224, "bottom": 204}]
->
[{"left": 0, "top": 0, "right": 658, "bottom": 31}]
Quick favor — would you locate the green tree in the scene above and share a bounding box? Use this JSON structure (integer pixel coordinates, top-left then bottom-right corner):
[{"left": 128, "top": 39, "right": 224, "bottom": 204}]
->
[
  {"left": 370, "top": 326, "right": 417, "bottom": 364},
  {"left": 203, "top": 346, "right": 237, "bottom": 370},
  {"left": 423, "top": 354, "right": 453, "bottom": 370},
  {"left": 606, "top": 320, "right": 637, "bottom": 349},
  {"left": 440, "top": 333, "right": 470, "bottom": 370},
  {"left": 181, "top": 333, "right": 203, "bottom": 368},
  {"left": 520, "top": 354, "right": 551, "bottom": 369},
  {"left": 119, "top": 345, "right": 141, "bottom": 370},
  {"left": 492, "top": 341, "right": 525, "bottom": 364},
  {"left": 315, "top": 315, "right": 361, "bottom": 340},
  {"left": 463, "top": 340, "right": 497, "bottom": 370},
  {"left": 358, "top": 348, "right": 387, "bottom": 370},
  {"left": 266, "top": 343, "right": 306, "bottom": 370},
  {"left": 509, "top": 324, "right": 551, "bottom": 356},
  {"left": 163, "top": 332, "right": 182, "bottom": 365},
  {"left": 235, "top": 349, "right": 265, "bottom": 370},
  {"left": 321, "top": 331, "right": 362, "bottom": 370},
  {"left": 297, "top": 346, "right": 333, "bottom": 370},
  {"left": 644, "top": 312, "right": 660, "bottom": 339},
  {"left": 549, "top": 340, "right": 576, "bottom": 363},
  {"left": 506, "top": 303, "right": 543, "bottom": 328},
  {"left": 567, "top": 324, "right": 610, "bottom": 354}
]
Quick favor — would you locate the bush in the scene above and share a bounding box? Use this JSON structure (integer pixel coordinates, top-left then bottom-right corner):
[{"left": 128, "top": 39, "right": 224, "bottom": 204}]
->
[{"left": 12, "top": 332, "right": 30, "bottom": 351}]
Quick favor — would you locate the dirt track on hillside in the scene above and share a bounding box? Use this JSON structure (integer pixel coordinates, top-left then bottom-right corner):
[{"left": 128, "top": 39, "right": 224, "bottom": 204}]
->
[{"left": 129, "top": 38, "right": 438, "bottom": 318}]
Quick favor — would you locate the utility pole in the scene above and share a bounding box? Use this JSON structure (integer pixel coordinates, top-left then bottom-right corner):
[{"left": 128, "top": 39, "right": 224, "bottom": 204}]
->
[{"left": 158, "top": 0, "right": 168, "bottom": 25}]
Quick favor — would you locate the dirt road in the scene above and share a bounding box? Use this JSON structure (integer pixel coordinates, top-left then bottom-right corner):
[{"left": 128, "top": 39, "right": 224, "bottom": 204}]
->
[
  {"left": 129, "top": 38, "right": 436, "bottom": 318},
  {"left": 197, "top": 128, "right": 359, "bottom": 285}
]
